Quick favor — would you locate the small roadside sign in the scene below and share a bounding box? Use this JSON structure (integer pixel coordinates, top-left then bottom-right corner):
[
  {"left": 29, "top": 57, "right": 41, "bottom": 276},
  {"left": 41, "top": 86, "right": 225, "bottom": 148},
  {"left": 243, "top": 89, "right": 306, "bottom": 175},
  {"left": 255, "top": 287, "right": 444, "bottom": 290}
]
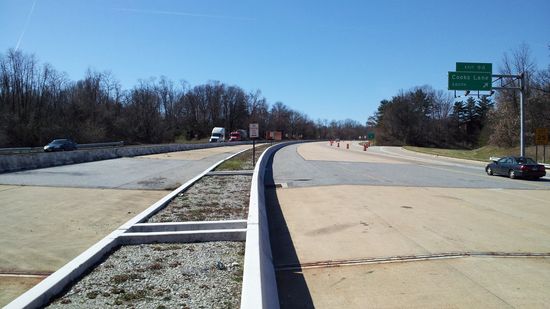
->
[
  {"left": 535, "top": 128, "right": 548, "bottom": 145},
  {"left": 249, "top": 123, "right": 259, "bottom": 139}
]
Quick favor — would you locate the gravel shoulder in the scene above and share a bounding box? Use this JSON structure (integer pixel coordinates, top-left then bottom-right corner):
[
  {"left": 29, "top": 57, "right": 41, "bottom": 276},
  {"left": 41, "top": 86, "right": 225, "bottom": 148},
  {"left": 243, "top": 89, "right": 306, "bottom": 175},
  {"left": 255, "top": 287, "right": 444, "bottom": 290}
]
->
[
  {"left": 147, "top": 175, "right": 251, "bottom": 222},
  {"left": 48, "top": 242, "right": 244, "bottom": 308}
]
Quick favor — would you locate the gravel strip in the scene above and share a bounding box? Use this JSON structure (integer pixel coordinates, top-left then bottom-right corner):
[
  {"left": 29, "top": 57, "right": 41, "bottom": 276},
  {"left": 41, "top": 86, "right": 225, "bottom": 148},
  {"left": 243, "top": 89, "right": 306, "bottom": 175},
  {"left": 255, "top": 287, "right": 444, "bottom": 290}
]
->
[
  {"left": 216, "top": 144, "right": 270, "bottom": 171},
  {"left": 147, "top": 175, "right": 251, "bottom": 222},
  {"left": 48, "top": 242, "right": 244, "bottom": 308}
]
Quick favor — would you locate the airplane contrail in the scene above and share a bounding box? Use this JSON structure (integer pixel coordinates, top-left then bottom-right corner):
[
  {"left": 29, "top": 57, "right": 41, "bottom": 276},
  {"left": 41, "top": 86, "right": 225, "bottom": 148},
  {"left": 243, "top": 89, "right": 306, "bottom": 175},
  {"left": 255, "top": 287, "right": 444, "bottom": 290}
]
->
[
  {"left": 113, "top": 8, "right": 255, "bottom": 22},
  {"left": 15, "top": 0, "right": 38, "bottom": 51}
]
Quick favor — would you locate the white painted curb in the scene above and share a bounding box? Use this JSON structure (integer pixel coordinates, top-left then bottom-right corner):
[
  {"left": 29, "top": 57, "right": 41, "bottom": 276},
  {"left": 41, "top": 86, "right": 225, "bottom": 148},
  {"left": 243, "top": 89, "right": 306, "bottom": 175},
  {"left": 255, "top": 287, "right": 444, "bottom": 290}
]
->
[
  {"left": 241, "top": 141, "right": 303, "bottom": 309},
  {"left": 119, "top": 229, "right": 247, "bottom": 245},
  {"left": 128, "top": 220, "right": 247, "bottom": 232}
]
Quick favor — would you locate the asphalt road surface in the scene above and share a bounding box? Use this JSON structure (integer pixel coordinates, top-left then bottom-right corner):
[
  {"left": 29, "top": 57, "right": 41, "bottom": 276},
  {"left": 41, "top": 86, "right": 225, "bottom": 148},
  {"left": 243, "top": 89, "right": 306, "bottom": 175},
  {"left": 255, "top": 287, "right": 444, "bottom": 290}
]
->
[
  {"left": 272, "top": 142, "right": 549, "bottom": 189},
  {"left": 0, "top": 145, "right": 252, "bottom": 190},
  {"left": 267, "top": 141, "right": 550, "bottom": 308}
]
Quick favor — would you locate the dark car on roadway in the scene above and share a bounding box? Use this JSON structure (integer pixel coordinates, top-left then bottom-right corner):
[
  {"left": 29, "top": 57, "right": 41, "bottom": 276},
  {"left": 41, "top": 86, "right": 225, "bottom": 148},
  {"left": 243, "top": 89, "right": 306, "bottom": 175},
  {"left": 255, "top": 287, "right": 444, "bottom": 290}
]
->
[
  {"left": 485, "top": 156, "right": 546, "bottom": 179},
  {"left": 43, "top": 139, "right": 78, "bottom": 152}
]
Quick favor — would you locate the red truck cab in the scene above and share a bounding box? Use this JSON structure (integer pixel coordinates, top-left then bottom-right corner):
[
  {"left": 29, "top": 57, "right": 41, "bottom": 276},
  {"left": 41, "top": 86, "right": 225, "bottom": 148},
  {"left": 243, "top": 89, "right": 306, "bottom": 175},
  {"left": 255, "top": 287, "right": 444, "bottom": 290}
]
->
[{"left": 229, "top": 130, "right": 247, "bottom": 142}]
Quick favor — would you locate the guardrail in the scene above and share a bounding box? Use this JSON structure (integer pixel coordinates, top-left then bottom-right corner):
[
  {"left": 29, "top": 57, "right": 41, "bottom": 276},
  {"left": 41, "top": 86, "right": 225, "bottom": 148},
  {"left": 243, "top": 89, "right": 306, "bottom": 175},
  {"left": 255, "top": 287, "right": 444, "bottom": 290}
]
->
[
  {"left": 0, "top": 147, "right": 41, "bottom": 154},
  {"left": 0, "top": 141, "right": 255, "bottom": 174},
  {"left": 77, "top": 141, "right": 124, "bottom": 149},
  {"left": 0, "top": 141, "right": 125, "bottom": 155}
]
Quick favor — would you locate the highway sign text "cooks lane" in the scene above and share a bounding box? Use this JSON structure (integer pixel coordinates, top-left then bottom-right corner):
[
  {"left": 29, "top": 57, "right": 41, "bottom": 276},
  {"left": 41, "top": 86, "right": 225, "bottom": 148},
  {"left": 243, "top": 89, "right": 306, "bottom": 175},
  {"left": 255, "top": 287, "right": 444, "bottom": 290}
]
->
[{"left": 448, "top": 71, "right": 492, "bottom": 91}]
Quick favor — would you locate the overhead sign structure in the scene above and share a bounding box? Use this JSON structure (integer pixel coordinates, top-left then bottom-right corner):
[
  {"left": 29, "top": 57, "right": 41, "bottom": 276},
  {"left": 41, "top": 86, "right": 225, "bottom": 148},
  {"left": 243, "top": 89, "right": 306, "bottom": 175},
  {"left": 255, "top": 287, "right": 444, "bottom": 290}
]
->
[
  {"left": 448, "top": 61, "right": 529, "bottom": 156},
  {"left": 249, "top": 123, "right": 259, "bottom": 139},
  {"left": 535, "top": 128, "right": 548, "bottom": 145},
  {"left": 449, "top": 62, "right": 493, "bottom": 91}
]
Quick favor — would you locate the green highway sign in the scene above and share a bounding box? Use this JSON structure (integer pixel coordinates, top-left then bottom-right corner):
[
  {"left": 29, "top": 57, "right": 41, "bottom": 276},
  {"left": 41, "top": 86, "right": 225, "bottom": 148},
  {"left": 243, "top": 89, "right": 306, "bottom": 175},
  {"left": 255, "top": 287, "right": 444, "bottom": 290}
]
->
[
  {"left": 456, "top": 62, "right": 492, "bottom": 73},
  {"left": 448, "top": 71, "right": 492, "bottom": 91},
  {"left": 367, "top": 132, "right": 375, "bottom": 139}
]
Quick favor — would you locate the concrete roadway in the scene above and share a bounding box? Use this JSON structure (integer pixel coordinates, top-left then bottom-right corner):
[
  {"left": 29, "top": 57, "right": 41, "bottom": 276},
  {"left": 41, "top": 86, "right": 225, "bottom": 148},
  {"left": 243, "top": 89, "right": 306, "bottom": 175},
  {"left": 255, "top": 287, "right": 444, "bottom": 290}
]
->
[
  {"left": 267, "top": 141, "right": 550, "bottom": 308},
  {"left": 0, "top": 144, "right": 251, "bottom": 306}
]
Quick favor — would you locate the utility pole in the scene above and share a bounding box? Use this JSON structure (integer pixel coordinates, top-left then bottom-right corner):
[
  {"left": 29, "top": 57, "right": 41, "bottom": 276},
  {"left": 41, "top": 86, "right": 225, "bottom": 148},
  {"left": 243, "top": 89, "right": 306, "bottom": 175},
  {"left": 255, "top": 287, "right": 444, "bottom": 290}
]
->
[{"left": 519, "top": 72, "right": 525, "bottom": 157}]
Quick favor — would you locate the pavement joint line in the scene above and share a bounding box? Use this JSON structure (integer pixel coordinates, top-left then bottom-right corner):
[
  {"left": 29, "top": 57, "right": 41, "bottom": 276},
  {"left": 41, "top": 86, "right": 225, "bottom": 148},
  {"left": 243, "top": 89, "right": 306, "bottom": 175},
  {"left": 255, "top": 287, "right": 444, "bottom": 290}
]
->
[
  {"left": 275, "top": 252, "right": 550, "bottom": 271},
  {"left": 0, "top": 272, "right": 52, "bottom": 278},
  {"left": 266, "top": 182, "right": 548, "bottom": 191}
]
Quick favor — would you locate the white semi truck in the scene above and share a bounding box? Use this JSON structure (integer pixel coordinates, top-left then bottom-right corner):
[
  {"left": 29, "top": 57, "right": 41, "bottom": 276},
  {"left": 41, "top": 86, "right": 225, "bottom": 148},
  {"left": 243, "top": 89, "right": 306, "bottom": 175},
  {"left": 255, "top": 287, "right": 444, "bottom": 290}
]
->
[{"left": 209, "top": 127, "right": 226, "bottom": 143}]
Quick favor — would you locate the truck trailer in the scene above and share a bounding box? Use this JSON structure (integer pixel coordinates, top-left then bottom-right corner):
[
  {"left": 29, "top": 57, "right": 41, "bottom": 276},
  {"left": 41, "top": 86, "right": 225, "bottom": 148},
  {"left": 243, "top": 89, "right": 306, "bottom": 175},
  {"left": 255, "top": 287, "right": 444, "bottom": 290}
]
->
[{"left": 209, "top": 127, "right": 226, "bottom": 142}]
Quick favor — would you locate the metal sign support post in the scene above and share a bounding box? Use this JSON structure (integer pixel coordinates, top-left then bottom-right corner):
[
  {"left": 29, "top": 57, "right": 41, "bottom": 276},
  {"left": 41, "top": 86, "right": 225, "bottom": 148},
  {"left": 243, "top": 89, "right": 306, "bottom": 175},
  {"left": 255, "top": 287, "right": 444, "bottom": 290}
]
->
[
  {"left": 492, "top": 73, "right": 526, "bottom": 157},
  {"left": 520, "top": 73, "right": 525, "bottom": 157},
  {"left": 248, "top": 123, "right": 259, "bottom": 166},
  {"left": 252, "top": 139, "right": 256, "bottom": 166}
]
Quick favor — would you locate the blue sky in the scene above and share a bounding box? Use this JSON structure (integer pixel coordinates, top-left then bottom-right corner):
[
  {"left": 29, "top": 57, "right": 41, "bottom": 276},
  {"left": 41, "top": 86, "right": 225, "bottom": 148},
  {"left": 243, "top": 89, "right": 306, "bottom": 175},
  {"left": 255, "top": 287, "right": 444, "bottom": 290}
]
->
[{"left": 1, "top": 0, "right": 549, "bottom": 123}]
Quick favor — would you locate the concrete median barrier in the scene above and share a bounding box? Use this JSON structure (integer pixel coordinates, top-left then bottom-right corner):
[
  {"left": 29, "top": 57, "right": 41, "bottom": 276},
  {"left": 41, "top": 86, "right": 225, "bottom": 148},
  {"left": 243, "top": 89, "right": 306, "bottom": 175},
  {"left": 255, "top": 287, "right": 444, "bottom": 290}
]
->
[
  {"left": 0, "top": 142, "right": 252, "bottom": 174},
  {"left": 241, "top": 140, "right": 305, "bottom": 309}
]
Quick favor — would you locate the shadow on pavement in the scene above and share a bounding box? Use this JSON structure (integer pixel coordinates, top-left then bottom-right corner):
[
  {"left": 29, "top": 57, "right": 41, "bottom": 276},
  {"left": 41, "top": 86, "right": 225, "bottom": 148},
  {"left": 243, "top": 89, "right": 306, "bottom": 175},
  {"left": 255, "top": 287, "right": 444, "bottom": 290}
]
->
[{"left": 264, "top": 154, "right": 314, "bottom": 309}]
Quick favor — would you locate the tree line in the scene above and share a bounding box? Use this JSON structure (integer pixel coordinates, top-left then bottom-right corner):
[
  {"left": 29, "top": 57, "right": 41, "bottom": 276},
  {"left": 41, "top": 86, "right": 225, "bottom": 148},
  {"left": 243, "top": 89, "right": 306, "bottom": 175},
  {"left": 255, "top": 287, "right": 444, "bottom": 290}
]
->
[
  {"left": 369, "top": 44, "right": 550, "bottom": 149},
  {"left": 0, "top": 49, "right": 367, "bottom": 147}
]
